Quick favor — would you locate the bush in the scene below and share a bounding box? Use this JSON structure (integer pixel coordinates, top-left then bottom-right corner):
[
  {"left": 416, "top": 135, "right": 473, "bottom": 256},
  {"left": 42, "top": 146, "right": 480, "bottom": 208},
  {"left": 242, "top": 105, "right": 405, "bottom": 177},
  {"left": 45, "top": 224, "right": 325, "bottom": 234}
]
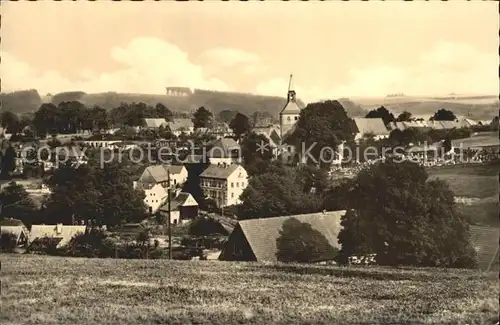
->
[
  {"left": 0, "top": 233, "right": 18, "bottom": 252},
  {"left": 189, "top": 217, "right": 228, "bottom": 236},
  {"left": 64, "top": 228, "right": 116, "bottom": 258},
  {"left": 26, "top": 237, "right": 63, "bottom": 255}
]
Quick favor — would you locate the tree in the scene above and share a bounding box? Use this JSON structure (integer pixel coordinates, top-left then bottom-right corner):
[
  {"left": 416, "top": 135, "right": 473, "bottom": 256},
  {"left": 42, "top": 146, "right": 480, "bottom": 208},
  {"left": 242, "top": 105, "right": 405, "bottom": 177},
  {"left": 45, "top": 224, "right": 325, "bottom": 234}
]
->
[
  {"left": 0, "top": 111, "right": 20, "bottom": 134},
  {"left": 88, "top": 105, "right": 109, "bottom": 131},
  {"left": 0, "top": 145, "right": 16, "bottom": 179},
  {"left": 189, "top": 217, "right": 228, "bottom": 236},
  {"left": 336, "top": 159, "right": 477, "bottom": 268},
  {"left": 365, "top": 106, "right": 395, "bottom": 125},
  {"left": 229, "top": 112, "right": 251, "bottom": 140},
  {"left": 276, "top": 218, "right": 338, "bottom": 263},
  {"left": 44, "top": 161, "right": 147, "bottom": 227},
  {"left": 396, "top": 111, "right": 412, "bottom": 122},
  {"left": 58, "top": 101, "right": 87, "bottom": 133},
  {"left": 33, "top": 103, "right": 60, "bottom": 138},
  {"left": 192, "top": 106, "right": 213, "bottom": 129},
  {"left": 431, "top": 109, "right": 457, "bottom": 121},
  {"left": 291, "top": 100, "right": 356, "bottom": 167},
  {"left": 155, "top": 103, "right": 173, "bottom": 121},
  {"left": 251, "top": 111, "right": 275, "bottom": 127},
  {"left": 237, "top": 166, "right": 324, "bottom": 219},
  {"left": 181, "top": 160, "right": 210, "bottom": 208},
  {"left": 218, "top": 109, "right": 237, "bottom": 124},
  {"left": 240, "top": 132, "right": 274, "bottom": 176},
  {"left": 0, "top": 182, "right": 39, "bottom": 226}
]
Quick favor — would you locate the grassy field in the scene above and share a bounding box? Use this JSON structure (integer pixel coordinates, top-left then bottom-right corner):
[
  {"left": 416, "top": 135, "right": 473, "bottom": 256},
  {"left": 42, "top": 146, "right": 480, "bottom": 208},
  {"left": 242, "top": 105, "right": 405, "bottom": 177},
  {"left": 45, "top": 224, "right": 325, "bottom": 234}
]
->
[
  {"left": 428, "top": 163, "right": 499, "bottom": 227},
  {"left": 1, "top": 254, "right": 498, "bottom": 325}
]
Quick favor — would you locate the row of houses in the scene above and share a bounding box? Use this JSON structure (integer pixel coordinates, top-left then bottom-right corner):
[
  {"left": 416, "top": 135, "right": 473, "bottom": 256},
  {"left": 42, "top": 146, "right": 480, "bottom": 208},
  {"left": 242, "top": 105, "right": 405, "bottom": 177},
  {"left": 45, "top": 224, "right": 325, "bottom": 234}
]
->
[
  {"left": 387, "top": 118, "right": 492, "bottom": 132},
  {"left": 130, "top": 137, "right": 249, "bottom": 223},
  {"left": 143, "top": 118, "right": 234, "bottom": 138},
  {"left": 2, "top": 207, "right": 497, "bottom": 270},
  {"left": 1, "top": 218, "right": 86, "bottom": 248}
]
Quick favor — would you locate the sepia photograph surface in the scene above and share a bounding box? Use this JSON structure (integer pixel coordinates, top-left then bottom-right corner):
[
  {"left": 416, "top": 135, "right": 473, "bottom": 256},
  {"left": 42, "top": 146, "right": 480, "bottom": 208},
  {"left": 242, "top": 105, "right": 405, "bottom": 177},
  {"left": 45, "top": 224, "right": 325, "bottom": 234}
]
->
[{"left": 0, "top": 1, "right": 498, "bottom": 324}]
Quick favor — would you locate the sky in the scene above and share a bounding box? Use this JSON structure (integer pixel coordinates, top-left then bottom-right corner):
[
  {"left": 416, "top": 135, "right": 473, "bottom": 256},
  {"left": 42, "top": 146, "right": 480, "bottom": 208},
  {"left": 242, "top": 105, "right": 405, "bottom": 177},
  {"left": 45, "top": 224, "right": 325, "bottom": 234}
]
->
[{"left": 0, "top": 1, "right": 498, "bottom": 103}]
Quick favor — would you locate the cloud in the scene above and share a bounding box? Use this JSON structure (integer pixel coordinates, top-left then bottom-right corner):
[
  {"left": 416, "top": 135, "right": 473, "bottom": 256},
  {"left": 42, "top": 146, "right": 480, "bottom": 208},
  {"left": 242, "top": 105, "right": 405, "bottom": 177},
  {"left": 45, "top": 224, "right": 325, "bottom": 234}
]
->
[
  {"left": 199, "top": 47, "right": 265, "bottom": 75},
  {"left": 255, "top": 42, "right": 498, "bottom": 103},
  {"left": 0, "top": 37, "right": 230, "bottom": 94}
]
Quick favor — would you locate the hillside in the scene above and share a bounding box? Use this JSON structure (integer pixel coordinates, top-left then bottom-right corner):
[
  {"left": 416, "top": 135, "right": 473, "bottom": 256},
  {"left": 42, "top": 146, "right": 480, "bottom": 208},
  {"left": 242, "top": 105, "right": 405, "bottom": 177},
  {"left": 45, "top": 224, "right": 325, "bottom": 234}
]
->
[
  {"left": 1, "top": 89, "right": 497, "bottom": 121},
  {"left": 2, "top": 254, "right": 498, "bottom": 325},
  {"left": 350, "top": 95, "right": 499, "bottom": 120},
  {"left": 0, "top": 89, "right": 42, "bottom": 114}
]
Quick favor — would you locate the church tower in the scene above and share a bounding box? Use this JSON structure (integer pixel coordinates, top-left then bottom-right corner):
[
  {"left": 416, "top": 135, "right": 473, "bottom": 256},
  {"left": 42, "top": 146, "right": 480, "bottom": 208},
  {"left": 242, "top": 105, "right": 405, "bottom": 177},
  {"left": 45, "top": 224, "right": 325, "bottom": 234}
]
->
[{"left": 279, "top": 74, "right": 302, "bottom": 142}]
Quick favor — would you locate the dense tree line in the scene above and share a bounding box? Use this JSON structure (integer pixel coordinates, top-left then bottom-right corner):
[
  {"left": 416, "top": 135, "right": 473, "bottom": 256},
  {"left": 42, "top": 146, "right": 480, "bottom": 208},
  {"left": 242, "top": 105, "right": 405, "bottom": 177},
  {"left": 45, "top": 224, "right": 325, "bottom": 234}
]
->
[
  {"left": 237, "top": 156, "right": 477, "bottom": 268},
  {"left": 237, "top": 162, "right": 327, "bottom": 219},
  {"left": 336, "top": 159, "right": 477, "bottom": 268},
  {"left": 2, "top": 101, "right": 176, "bottom": 139}
]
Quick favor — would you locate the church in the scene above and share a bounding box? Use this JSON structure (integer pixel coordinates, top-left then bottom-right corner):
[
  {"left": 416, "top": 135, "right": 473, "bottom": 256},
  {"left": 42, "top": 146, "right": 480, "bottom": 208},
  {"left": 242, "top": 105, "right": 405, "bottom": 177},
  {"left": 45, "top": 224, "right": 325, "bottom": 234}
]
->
[
  {"left": 277, "top": 75, "right": 343, "bottom": 166},
  {"left": 279, "top": 74, "right": 302, "bottom": 142}
]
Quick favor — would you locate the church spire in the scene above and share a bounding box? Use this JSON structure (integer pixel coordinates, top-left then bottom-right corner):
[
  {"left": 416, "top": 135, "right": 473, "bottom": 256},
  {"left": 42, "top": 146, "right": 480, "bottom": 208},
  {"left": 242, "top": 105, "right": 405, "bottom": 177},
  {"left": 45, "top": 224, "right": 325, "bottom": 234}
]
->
[{"left": 287, "top": 74, "right": 296, "bottom": 102}]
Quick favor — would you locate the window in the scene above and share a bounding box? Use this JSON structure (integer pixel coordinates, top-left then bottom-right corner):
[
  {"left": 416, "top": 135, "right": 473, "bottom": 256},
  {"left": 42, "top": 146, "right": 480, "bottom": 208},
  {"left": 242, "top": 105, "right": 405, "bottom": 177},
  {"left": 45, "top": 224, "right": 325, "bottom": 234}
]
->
[
  {"left": 242, "top": 182, "right": 245, "bottom": 187},
  {"left": 287, "top": 116, "right": 291, "bottom": 121},
  {"left": 236, "top": 182, "right": 239, "bottom": 187},
  {"left": 231, "top": 193, "right": 234, "bottom": 198},
  {"left": 231, "top": 182, "right": 234, "bottom": 188},
  {"left": 294, "top": 116, "right": 298, "bottom": 121}
]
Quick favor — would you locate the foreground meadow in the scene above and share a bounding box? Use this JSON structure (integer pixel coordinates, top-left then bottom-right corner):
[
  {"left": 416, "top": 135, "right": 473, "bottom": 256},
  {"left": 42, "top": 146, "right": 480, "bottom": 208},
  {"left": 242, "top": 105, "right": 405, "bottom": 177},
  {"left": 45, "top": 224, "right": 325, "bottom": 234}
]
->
[{"left": 1, "top": 254, "right": 498, "bottom": 325}]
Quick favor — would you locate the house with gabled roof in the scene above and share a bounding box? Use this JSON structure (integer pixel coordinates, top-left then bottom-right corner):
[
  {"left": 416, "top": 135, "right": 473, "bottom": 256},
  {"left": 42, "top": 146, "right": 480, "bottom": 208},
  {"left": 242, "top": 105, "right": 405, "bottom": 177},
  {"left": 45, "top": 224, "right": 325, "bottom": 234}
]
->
[
  {"left": 0, "top": 218, "right": 29, "bottom": 246},
  {"left": 439, "top": 120, "right": 459, "bottom": 130},
  {"left": 207, "top": 138, "right": 242, "bottom": 165},
  {"left": 219, "top": 210, "right": 346, "bottom": 262},
  {"left": 427, "top": 120, "right": 445, "bottom": 130},
  {"left": 158, "top": 192, "right": 199, "bottom": 224},
  {"left": 200, "top": 163, "right": 248, "bottom": 208},
  {"left": 166, "top": 118, "right": 194, "bottom": 137},
  {"left": 143, "top": 118, "right": 168, "bottom": 129},
  {"left": 134, "top": 164, "right": 188, "bottom": 189},
  {"left": 387, "top": 121, "right": 406, "bottom": 132},
  {"left": 140, "top": 183, "right": 169, "bottom": 214},
  {"left": 354, "top": 118, "right": 390, "bottom": 141},
  {"left": 253, "top": 124, "right": 281, "bottom": 155},
  {"left": 29, "top": 224, "right": 86, "bottom": 248}
]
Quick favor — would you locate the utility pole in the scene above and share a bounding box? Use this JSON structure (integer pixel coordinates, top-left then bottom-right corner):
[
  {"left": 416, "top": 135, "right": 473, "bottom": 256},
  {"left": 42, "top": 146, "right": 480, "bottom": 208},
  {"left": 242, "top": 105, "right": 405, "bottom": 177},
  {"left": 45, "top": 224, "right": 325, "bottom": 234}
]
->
[{"left": 167, "top": 170, "right": 172, "bottom": 260}]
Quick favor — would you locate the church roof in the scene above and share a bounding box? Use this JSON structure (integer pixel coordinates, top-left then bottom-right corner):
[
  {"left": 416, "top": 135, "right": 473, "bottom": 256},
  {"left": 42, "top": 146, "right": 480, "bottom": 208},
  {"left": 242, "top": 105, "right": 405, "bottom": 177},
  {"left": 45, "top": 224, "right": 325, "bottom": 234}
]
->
[
  {"left": 280, "top": 75, "right": 302, "bottom": 115},
  {"left": 280, "top": 99, "right": 302, "bottom": 115}
]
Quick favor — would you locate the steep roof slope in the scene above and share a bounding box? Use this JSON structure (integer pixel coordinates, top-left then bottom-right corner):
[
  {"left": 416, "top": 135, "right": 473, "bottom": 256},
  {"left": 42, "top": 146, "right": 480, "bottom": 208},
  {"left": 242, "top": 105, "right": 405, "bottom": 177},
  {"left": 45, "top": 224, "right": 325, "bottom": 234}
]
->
[
  {"left": 200, "top": 164, "right": 241, "bottom": 179},
  {"left": 236, "top": 210, "right": 346, "bottom": 262},
  {"left": 354, "top": 118, "right": 390, "bottom": 136}
]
